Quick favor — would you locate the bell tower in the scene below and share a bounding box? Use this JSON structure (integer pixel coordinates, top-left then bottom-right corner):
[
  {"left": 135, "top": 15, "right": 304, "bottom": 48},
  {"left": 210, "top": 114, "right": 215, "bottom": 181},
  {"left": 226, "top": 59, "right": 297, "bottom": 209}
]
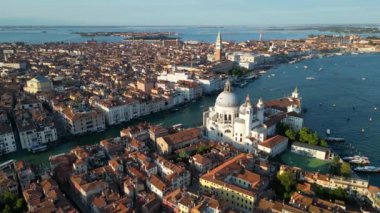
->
[{"left": 214, "top": 32, "right": 222, "bottom": 61}]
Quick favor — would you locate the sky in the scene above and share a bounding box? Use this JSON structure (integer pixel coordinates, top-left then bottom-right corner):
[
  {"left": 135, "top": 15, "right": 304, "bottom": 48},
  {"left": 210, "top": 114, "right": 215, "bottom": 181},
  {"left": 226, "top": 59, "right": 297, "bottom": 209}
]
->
[{"left": 0, "top": 0, "right": 379, "bottom": 26}]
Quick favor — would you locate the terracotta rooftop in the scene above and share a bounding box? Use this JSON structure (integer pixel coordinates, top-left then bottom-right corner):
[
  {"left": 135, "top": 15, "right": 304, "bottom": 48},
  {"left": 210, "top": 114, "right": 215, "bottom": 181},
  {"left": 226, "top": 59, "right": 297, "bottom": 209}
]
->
[
  {"left": 162, "top": 128, "right": 201, "bottom": 145},
  {"left": 259, "top": 135, "right": 288, "bottom": 149}
]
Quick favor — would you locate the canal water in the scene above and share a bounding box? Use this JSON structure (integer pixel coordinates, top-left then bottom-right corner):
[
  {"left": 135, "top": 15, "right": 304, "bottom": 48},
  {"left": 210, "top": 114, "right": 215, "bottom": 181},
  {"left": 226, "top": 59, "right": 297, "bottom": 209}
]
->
[{"left": 2, "top": 53, "right": 380, "bottom": 186}]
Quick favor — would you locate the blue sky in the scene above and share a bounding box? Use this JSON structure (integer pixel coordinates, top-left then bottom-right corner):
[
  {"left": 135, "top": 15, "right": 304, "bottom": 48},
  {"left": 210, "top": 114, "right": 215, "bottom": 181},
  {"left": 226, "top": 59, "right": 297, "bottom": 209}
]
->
[{"left": 1, "top": 0, "right": 379, "bottom": 26}]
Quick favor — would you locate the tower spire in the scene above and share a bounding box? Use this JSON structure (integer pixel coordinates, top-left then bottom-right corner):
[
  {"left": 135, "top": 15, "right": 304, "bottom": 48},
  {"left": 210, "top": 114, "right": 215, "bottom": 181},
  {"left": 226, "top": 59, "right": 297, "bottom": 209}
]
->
[
  {"left": 224, "top": 80, "right": 232, "bottom": 92},
  {"left": 214, "top": 31, "right": 222, "bottom": 61},
  {"left": 245, "top": 95, "right": 252, "bottom": 107}
]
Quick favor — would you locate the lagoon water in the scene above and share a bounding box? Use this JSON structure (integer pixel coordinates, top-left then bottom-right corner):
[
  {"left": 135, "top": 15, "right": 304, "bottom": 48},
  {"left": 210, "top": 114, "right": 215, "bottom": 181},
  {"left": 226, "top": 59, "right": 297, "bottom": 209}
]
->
[
  {"left": 0, "top": 26, "right": 335, "bottom": 43},
  {"left": 2, "top": 53, "right": 380, "bottom": 185}
]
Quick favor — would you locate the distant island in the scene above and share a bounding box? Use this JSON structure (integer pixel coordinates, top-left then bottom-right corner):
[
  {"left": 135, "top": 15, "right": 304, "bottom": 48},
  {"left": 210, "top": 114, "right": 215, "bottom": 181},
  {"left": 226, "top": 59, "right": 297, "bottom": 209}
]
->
[
  {"left": 73, "top": 31, "right": 180, "bottom": 40},
  {"left": 294, "top": 26, "right": 380, "bottom": 34}
]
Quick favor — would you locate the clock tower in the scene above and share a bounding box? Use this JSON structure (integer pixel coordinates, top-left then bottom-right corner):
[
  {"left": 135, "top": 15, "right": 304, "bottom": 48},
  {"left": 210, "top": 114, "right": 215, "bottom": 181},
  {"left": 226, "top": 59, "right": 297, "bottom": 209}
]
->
[{"left": 214, "top": 32, "right": 222, "bottom": 61}]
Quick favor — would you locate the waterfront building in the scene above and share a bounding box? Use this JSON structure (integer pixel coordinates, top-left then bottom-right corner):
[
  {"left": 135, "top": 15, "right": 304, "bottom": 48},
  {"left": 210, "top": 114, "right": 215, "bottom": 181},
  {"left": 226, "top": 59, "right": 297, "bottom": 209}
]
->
[
  {"left": 291, "top": 142, "right": 332, "bottom": 160},
  {"left": 214, "top": 32, "right": 223, "bottom": 61},
  {"left": 61, "top": 107, "right": 105, "bottom": 135},
  {"left": 196, "top": 75, "right": 225, "bottom": 94},
  {"left": 15, "top": 109, "right": 58, "bottom": 150},
  {"left": 226, "top": 52, "right": 266, "bottom": 69},
  {"left": 203, "top": 80, "right": 302, "bottom": 153},
  {"left": 174, "top": 80, "right": 203, "bottom": 101},
  {"left": 199, "top": 154, "right": 268, "bottom": 213},
  {"left": 95, "top": 99, "right": 132, "bottom": 125},
  {"left": 156, "top": 128, "right": 202, "bottom": 154},
  {"left": 0, "top": 112, "right": 17, "bottom": 154},
  {"left": 24, "top": 75, "right": 53, "bottom": 94}
]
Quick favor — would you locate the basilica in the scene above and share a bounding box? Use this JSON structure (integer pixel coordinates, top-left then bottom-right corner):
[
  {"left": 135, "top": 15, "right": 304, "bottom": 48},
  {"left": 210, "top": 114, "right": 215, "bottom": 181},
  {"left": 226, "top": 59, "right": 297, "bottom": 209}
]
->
[{"left": 203, "top": 80, "right": 303, "bottom": 153}]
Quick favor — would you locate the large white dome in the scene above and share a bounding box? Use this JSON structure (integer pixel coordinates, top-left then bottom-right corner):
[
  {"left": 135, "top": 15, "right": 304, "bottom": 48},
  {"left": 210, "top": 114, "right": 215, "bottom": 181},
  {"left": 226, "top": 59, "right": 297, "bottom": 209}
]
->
[{"left": 215, "top": 80, "right": 239, "bottom": 108}]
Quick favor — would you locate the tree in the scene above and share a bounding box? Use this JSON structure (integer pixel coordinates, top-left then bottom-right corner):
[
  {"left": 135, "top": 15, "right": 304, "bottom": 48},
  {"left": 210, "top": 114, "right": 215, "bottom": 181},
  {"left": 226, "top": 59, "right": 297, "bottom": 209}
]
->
[
  {"left": 0, "top": 191, "right": 26, "bottom": 213},
  {"left": 285, "top": 129, "right": 297, "bottom": 142},
  {"left": 340, "top": 162, "right": 351, "bottom": 177},
  {"left": 178, "top": 150, "right": 189, "bottom": 159},
  {"left": 298, "top": 127, "right": 312, "bottom": 143},
  {"left": 308, "top": 132, "right": 319, "bottom": 146},
  {"left": 276, "top": 171, "right": 295, "bottom": 193},
  {"left": 196, "top": 145, "right": 210, "bottom": 154},
  {"left": 319, "top": 139, "right": 328, "bottom": 147}
]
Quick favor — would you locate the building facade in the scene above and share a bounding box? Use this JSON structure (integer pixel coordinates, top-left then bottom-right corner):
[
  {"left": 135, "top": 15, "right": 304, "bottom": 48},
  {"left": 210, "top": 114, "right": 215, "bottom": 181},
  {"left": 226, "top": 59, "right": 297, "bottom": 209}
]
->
[{"left": 24, "top": 76, "right": 53, "bottom": 94}]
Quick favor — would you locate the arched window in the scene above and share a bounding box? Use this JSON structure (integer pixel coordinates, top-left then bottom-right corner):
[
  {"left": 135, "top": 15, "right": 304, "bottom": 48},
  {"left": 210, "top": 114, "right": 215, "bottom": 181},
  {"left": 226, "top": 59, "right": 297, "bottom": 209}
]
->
[{"left": 224, "top": 129, "right": 231, "bottom": 134}]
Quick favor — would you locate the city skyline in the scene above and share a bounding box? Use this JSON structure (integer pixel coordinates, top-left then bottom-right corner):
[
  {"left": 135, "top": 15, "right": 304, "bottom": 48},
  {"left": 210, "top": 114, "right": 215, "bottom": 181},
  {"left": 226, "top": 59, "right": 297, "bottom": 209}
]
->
[{"left": 1, "top": 0, "right": 380, "bottom": 26}]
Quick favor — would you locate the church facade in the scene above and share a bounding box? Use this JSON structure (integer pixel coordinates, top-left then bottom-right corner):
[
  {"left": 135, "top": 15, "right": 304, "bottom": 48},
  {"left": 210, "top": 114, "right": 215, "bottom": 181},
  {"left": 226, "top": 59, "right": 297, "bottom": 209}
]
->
[{"left": 203, "top": 80, "right": 303, "bottom": 153}]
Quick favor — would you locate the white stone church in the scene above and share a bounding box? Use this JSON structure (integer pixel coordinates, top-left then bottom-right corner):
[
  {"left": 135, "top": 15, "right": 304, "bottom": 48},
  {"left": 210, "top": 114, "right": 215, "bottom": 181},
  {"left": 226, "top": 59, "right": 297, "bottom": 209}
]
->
[{"left": 203, "top": 80, "right": 303, "bottom": 153}]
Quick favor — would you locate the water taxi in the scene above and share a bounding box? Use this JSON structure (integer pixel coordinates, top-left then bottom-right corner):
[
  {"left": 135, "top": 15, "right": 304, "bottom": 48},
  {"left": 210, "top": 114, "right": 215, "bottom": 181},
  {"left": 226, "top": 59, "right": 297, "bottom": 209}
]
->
[
  {"left": 325, "top": 137, "right": 345, "bottom": 142},
  {"left": 354, "top": 166, "right": 380, "bottom": 173},
  {"left": 29, "top": 144, "right": 48, "bottom": 154}
]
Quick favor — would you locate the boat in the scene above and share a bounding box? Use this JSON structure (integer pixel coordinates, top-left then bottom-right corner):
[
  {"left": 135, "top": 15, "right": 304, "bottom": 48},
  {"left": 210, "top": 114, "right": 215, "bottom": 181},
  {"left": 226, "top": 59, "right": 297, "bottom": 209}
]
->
[
  {"left": 243, "top": 73, "right": 257, "bottom": 81},
  {"left": 271, "top": 74, "right": 275, "bottom": 77},
  {"left": 97, "top": 129, "right": 105, "bottom": 133},
  {"left": 326, "top": 129, "right": 331, "bottom": 135},
  {"left": 342, "top": 155, "right": 367, "bottom": 161},
  {"left": 354, "top": 166, "right": 380, "bottom": 173},
  {"left": 258, "top": 70, "right": 267, "bottom": 75},
  {"left": 325, "top": 137, "right": 345, "bottom": 142},
  {"left": 369, "top": 117, "right": 373, "bottom": 121},
  {"left": 375, "top": 107, "right": 378, "bottom": 111},
  {"left": 319, "top": 67, "right": 324, "bottom": 71},
  {"left": 349, "top": 159, "right": 370, "bottom": 165},
  {"left": 306, "top": 77, "right": 315, "bottom": 80},
  {"left": 239, "top": 81, "right": 248, "bottom": 88},
  {"left": 362, "top": 77, "right": 366, "bottom": 81},
  {"left": 361, "top": 128, "right": 365, "bottom": 133},
  {"left": 29, "top": 145, "right": 48, "bottom": 153},
  {"left": 351, "top": 52, "right": 359, "bottom": 55},
  {"left": 304, "top": 66, "right": 308, "bottom": 69}
]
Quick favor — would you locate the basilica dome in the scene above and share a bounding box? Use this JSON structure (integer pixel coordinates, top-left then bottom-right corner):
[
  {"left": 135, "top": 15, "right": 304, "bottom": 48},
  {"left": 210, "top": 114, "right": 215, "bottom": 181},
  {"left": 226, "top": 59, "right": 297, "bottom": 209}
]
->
[{"left": 215, "top": 80, "right": 239, "bottom": 108}]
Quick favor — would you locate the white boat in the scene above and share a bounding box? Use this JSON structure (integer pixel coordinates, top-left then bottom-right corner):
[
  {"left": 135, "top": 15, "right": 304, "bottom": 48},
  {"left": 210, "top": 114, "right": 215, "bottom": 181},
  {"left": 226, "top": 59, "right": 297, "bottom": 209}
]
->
[
  {"left": 349, "top": 159, "right": 370, "bottom": 165},
  {"left": 325, "top": 137, "right": 345, "bottom": 142},
  {"left": 306, "top": 77, "right": 315, "bottom": 80},
  {"left": 304, "top": 66, "right": 308, "bottom": 69},
  {"left": 354, "top": 166, "right": 380, "bottom": 173},
  {"left": 362, "top": 77, "right": 366, "bottom": 81},
  {"left": 326, "top": 129, "right": 331, "bottom": 135},
  {"left": 342, "top": 155, "right": 368, "bottom": 161},
  {"left": 271, "top": 74, "right": 275, "bottom": 77},
  {"left": 319, "top": 68, "right": 323, "bottom": 71},
  {"left": 29, "top": 145, "right": 48, "bottom": 153},
  {"left": 258, "top": 70, "right": 267, "bottom": 75},
  {"left": 351, "top": 52, "right": 359, "bottom": 55}
]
